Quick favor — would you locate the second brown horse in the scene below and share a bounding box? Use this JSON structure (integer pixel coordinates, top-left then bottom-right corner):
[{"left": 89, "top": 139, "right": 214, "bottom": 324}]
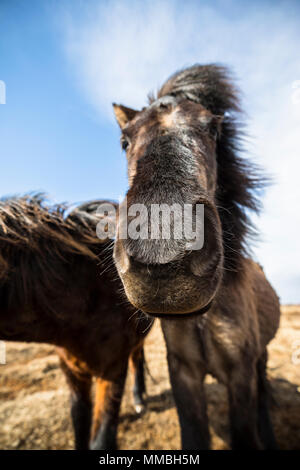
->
[{"left": 0, "top": 195, "right": 151, "bottom": 449}]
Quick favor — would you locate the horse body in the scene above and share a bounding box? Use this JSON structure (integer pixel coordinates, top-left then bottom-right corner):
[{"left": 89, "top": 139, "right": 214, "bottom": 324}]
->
[
  {"left": 0, "top": 195, "right": 150, "bottom": 449},
  {"left": 161, "top": 258, "right": 280, "bottom": 449},
  {"left": 112, "top": 64, "right": 281, "bottom": 448}
]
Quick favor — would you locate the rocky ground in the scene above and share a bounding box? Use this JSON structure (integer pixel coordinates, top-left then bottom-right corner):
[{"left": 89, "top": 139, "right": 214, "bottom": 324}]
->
[{"left": 0, "top": 305, "right": 299, "bottom": 450}]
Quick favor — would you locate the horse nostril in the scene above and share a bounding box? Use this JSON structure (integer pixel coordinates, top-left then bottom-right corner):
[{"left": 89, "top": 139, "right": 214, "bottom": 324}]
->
[{"left": 113, "top": 239, "right": 130, "bottom": 274}]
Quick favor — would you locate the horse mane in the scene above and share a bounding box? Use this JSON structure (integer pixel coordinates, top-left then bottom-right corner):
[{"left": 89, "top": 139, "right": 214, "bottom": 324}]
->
[
  {"left": 0, "top": 194, "right": 118, "bottom": 318},
  {"left": 155, "top": 64, "right": 266, "bottom": 275},
  {"left": 0, "top": 194, "right": 116, "bottom": 282}
]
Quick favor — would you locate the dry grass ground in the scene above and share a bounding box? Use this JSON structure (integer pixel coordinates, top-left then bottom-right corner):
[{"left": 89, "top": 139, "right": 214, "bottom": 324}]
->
[{"left": 0, "top": 305, "right": 299, "bottom": 450}]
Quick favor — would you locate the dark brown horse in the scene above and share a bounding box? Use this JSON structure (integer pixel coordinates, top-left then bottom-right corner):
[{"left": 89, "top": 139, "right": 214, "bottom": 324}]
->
[
  {"left": 113, "top": 64, "right": 281, "bottom": 449},
  {"left": 0, "top": 194, "right": 151, "bottom": 449}
]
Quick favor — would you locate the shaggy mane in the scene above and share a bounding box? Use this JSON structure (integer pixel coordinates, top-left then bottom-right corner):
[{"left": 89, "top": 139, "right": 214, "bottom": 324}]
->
[
  {"left": 0, "top": 194, "right": 118, "bottom": 317},
  {"left": 155, "top": 64, "right": 266, "bottom": 274},
  {"left": 0, "top": 194, "right": 116, "bottom": 281}
]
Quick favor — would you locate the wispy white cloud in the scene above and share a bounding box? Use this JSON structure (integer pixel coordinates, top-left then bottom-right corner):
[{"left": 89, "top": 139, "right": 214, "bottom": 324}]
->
[{"left": 61, "top": 0, "right": 300, "bottom": 302}]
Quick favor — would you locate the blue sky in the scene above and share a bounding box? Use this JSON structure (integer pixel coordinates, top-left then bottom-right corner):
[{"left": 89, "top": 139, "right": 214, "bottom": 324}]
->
[{"left": 1, "top": 0, "right": 300, "bottom": 303}]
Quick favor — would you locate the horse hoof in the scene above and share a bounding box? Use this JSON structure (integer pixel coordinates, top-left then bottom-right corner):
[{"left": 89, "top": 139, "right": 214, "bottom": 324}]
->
[{"left": 134, "top": 403, "right": 144, "bottom": 414}]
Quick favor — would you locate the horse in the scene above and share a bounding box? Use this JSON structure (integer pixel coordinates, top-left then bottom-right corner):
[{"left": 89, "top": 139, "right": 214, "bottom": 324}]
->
[
  {"left": 112, "top": 64, "right": 281, "bottom": 449},
  {"left": 0, "top": 194, "right": 151, "bottom": 449}
]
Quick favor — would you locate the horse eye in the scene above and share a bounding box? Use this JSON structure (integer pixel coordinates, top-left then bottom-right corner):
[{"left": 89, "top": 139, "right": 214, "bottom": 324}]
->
[{"left": 121, "top": 138, "right": 130, "bottom": 151}]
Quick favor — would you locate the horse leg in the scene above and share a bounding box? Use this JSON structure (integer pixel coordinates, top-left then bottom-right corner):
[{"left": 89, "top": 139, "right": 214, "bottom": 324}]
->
[
  {"left": 58, "top": 349, "right": 92, "bottom": 450},
  {"left": 129, "top": 342, "right": 146, "bottom": 414},
  {"left": 161, "top": 319, "right": 210, "bottom": 450},
  {"left": 90, "top": 363, "right": 128, "bottom": 450},
  {"left": 256, "top": 350, "right": 278, "bottom": 449},
  {"left": 227, "top": 360, "right": 262, "bottom": 449}
]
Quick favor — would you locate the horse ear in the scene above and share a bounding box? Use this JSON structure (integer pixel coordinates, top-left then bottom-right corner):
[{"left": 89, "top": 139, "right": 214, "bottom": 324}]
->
[{"left": 113, "top": 104, "right": 138, "bottom": 129}]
